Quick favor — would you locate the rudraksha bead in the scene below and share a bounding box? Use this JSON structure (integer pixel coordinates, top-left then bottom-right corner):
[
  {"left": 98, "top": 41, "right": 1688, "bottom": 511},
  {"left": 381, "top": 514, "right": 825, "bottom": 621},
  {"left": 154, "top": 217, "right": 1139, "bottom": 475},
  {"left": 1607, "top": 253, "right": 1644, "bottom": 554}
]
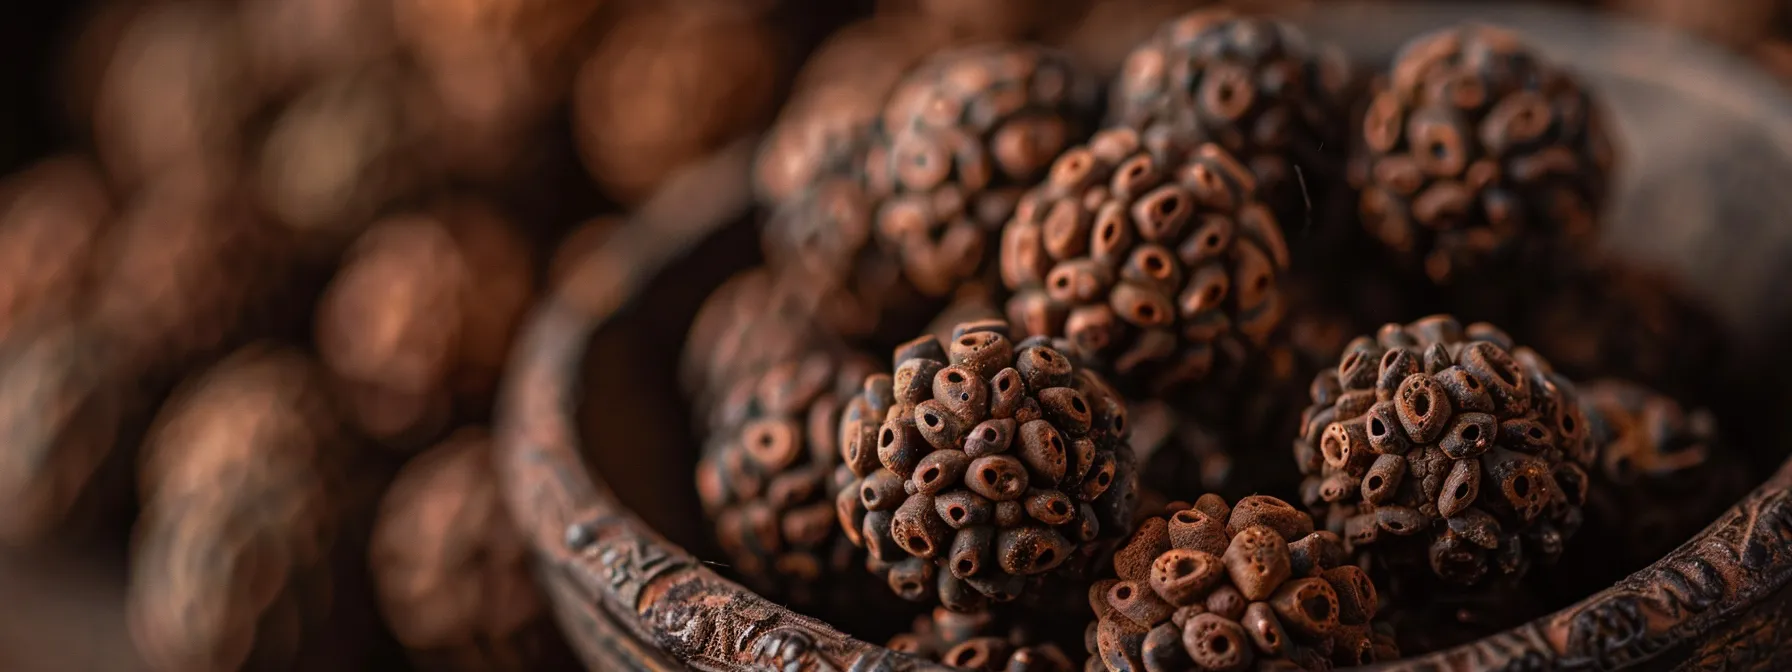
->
[
  {"left": 315, "top": 202, "right": 535, "bottom": 446},
  {"left": 574, "top": 6, "right": 782, "bottom": 205},
  {"left": 0, "top": 155, "right": 110, "bottom": 343},
  {"left": 372, "top": 428, "right": 571, "bottom": 670},
  {"left": 1352, "top": 24, "right": 1615, "bottom": 284},
  {"left": 91, "top": 2, "right": 250, "bottom": 190},
  {"left": 256, "top": 66, "right": 425, "bottom": 244},
  {"left": 695, "top": 351, "right": 879, "bottom": 604},
  {"left": 1089, "top": 495, "right": 1398, "bottom": 671},
  {"left": 1295, "top": 315, "right": 1596, "bottom": 587},
  {"left": 1576, "top": 380, "right": 1749, "bottom": 569},
  {"left": 680, "top": 267, "right": 833, "bottom": 415},
  {"left": 1000, "top": 127, "right": 1290, "bottom": 393},
  {"left": 754, "top": 16, "right": 952, "bottom": 204},
  {"left": 0, "top": 321, "right": 133, "bottom": 546},
  {"left": 763, "top": 43, "right": 1100, "bottom": 340},
  {"left": 1109, "top": 9, "right": 1355, "bottom": 222},
  {"left": 130, "top": 346, "right": 342, "bottom": 672},
  {"left": 865, "top": 42, "right": 1101, "bottom": 298},
  {"left": 888, "top": 607, "right": 1076, "bottom": 672},
  {"left": 88, "top": 170, "right": 293, "bottom": 373},
  {"left": 837, "top": 320, "right": 1134, "bottom": 611}
]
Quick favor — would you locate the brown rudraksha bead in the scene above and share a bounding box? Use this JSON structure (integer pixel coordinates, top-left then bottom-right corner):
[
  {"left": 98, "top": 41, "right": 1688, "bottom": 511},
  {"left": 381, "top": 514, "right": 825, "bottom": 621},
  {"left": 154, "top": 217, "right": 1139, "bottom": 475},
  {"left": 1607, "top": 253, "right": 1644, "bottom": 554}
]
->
[
  {"left": 1295, "top": 315, "right": 1596, "bottom": 587},
  {"left": 695, "top": 350, "right": 879, "bottom": 604},
  {"left": 315, "top": 202, "right": 535, "bottom": 446},
  {"left": 888, "top": 607, "right": 1076, "bottom": 672},
  {"left": 130, "top": 346, "right": 342, "bottom": 672},
  {"left": 1574, "top": 380, "right": 1749, "bottom": 571},
  {"left": 372, "top": 428, "right": 571, "bottom": 670},
  {"left": 763, "top": 42, "right": 1100, "bottom": 341},
  {"left": 1108, "top": 9, "right": 1355, "bottom": 222},
  {"left": 753, "top": 16, "right": 953, "bottom": 204},
  {"left": 0, "top": 321, "right": 133, "bottom": 546},
  {"left": 573, "top": 5, "right": 782, "bottom": 205},
  {"left": 0, "top": 154, "right": 110, "bottom": 343},
  {"left": 1352, "top": 24, "right": 1616, "bottom": 284},
  {"left": 1089, "top": 494, "right": 1399, "bottom": 671},
  {"left": 680, "top": 267, "right": 836, "bottom": 415},
  {"left": 837, "top": 320, "right": 1135, "bottom": 612},
  {"left": 999, "top": 127, "right": 1290, "bottom": 393}
]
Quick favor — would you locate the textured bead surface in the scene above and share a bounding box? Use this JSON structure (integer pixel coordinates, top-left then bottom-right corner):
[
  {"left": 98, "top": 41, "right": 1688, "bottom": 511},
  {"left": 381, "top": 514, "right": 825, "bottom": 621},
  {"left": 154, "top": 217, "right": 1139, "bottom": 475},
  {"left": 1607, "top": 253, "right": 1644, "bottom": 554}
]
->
[
  {"left": 372, "top": 428, "right": 569, "bottom": 670},
  {"left": 888, "top": 608, "right": 1076, "bottom": 672},
  {"left": 1000, "top": 127, "right": 1290, "bottom": 393},
  {"left": 1109, "top": 10, "right": 1355, "bottom": 222},
  {"left": 1088, "top": 495, "right": 1396, "bottom": 671},
  {"left": 838, "top": 321, "right": 1133, "bottom": 610},
  {"left": 697, "top": 351, "right": 879, "bottom": 605},
  {"left": 1351, "top": 24, "right": 1615, "bottom": 283},
  {"left": 129, "top": 347, "right": 342, "bottom": 672},
  {"left": 1295, "top": 315, "right": 1594, "bottom": 587}
]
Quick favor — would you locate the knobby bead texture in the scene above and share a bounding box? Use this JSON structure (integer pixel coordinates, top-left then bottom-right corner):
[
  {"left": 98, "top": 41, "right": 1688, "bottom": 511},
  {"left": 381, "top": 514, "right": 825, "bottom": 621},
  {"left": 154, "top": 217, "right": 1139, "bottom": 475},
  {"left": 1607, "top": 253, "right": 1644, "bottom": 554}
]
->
[
  {"left": 1295, "top": 315, "right": 1595, "bottom": 587},
  {"left": 1109, "top": 10, "right": 1355, "bottom": 222},
  {"left": 766, "top": 43, "right": 1102, "bottom": 326},
  {"left": 836, "top": 320, "right": 1134, "bottom": 612},
  {"left": 680, "top": 267, "right": 830, "bottom": 418},
  {"left": 1576, "top": 380, "right": 1749, "bottom": 568},
  {"left": 695, "top": 351, "right": 879, "bottom": 605},
  {"left": 1089, "top": 494, "right": 1398, "bottom": 672},
  {"left": 889, "top": 608, "right": 1076, "bottom": 672},
  {"left": 1353, "top": 24, "right": 1615, "bottom": 284},
  {"left": 1000, "top": 127, "right": 1290, "bottom": 394}
]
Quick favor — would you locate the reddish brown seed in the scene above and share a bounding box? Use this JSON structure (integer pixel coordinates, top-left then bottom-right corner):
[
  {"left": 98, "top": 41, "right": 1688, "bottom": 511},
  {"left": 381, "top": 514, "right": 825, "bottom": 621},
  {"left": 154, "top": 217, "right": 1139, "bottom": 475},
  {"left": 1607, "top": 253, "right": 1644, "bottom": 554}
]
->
[
  {"left": 878, "top": 416, "right": 929, "bottom": 477},
  {"left": 913, "top": 450, "right": 973, "bottom": 495},
  {"left": 1242, "top": 602, "right": 1290, "bottom": 657},
  {"left": 950, "top": 330, "right": 1016, "bottom": 380},
  {"left": 915, "top": 399, "right": 966, "bottom": 451},
  {"left": 1361, "top": 454, "right": 1406, "bottom": 505},
  {"left": 861, "top": 470, "right": 907, "bottom": 512},
  {"left": 1140, "top": 621, "right": 1192, "bottom": 672},
  {"left": 1181, "top": 612, "right": 1253, "bottom": 672},
  {"left": 1226, "top": 496, "right": 1314, "bottom": 542},
  {"left": 1437, "top": 458, "right": 1482, "bottom": 518},
  {"left": 1024, "top": 489, "right": 1076, "bottom": 525},
  {"left": 1287, "top": 532, "right": 1346, "bottom": 579},
  {"left": 962, "top": 418, "right": 1016, "bottom": 458},
  {"left": 949, "top": 526, "right": 995, "bottom": 579},
  {"left": 1015, "top": 345, "right": 1074, "bottom": 391},
  {"left": 1167, "top": 507, "right": 1229, "bottom": 557},
  {"left": 1149, "top": 548, "right": 1225, "bottom": 606},
  {"left": 1396, "top": 374, "right": 1453, "bottom": 443},
  {"left": 934, "top": 490, "right": 994, "bottom": 530},
  {"left": 1375, "top": 506, "right": 1427, "bottom": 536},
  {"left": 933, "top": 365, "right": 991, "bottom": 424},
  {"left": 996, "top": 526, "right": 1073, "bottom": 575},
  {"left": 887, "top": 556, "right": 936, "bottom": 601},
  {"left": 1322, "top": 565, "right": 1379, "bottom": 625},
  {"left": 1016, "top": 420, "right": 1069, "bottom": 484},
  {"left": 1079, "top": 451, "right": 1118, "bottom": 502},
  {"left": 1267, "top": 577, "right": 1340, "bottom": 638},
  {"left": 988, "top": 369, "right": 1026, "bottom": 419},
  {"left": 1363, "top": 401, "right": 1410, "bottom": 455},
  {"left": 965, "top": 455, "right": 1030, "bottom": 502},
  {"left": 1204, "top": 584, "right": 1248, "bottom": 622},
  {"left": 1222, "top": 526, "right": 1293, "bottom": 601},
  {"left": 1116, "top": 517, "right": 1172, "bottom": 582}
]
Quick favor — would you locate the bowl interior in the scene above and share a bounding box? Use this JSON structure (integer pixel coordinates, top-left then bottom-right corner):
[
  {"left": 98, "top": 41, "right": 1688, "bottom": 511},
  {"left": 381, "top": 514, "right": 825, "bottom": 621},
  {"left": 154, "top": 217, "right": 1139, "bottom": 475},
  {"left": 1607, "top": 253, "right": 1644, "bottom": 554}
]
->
[{"left": 568, "top": 0, "right": 1792, "bottom": 653}]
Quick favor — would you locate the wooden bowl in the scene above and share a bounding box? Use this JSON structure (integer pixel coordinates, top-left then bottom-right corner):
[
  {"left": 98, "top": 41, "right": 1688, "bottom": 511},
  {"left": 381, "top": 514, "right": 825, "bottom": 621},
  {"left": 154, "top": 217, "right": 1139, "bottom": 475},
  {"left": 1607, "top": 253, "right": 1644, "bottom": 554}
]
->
[{"left": 496, "top": 3, "right": 1792, "bottom": 669}]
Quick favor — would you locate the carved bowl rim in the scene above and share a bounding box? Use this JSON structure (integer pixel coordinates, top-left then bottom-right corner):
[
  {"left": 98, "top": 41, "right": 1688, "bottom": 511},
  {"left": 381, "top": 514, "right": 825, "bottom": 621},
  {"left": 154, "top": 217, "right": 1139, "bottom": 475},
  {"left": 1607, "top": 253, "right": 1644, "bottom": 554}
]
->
[{"left": 496, "top": 3, "right": 1792, "bottom": 670}]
